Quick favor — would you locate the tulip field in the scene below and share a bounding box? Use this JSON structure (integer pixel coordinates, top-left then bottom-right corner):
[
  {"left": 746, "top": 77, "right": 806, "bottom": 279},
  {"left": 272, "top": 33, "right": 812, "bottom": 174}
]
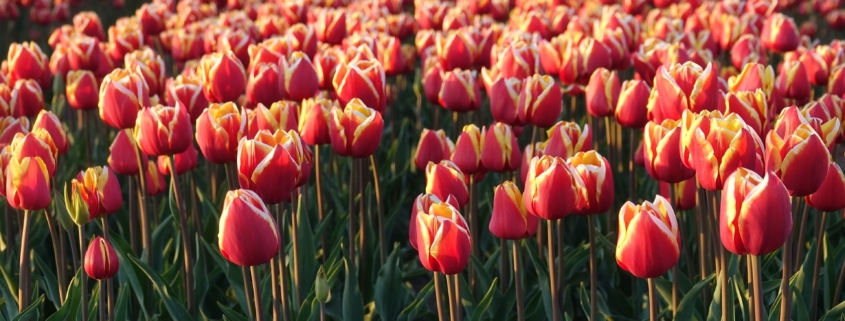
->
[{"left": 5, "top": 0, "right": 845, "bottom": 320}]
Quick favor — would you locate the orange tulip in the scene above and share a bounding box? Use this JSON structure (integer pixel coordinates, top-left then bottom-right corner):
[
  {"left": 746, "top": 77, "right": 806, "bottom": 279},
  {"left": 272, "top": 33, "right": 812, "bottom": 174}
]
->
[{"left": 616, "top": 195, "right": 680, "bottom": 278}]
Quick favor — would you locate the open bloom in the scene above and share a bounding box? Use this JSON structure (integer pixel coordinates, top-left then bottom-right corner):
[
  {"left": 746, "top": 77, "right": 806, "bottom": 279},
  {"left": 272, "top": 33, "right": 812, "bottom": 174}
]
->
[
  {"left": 134, "top": 104, "right": 192, "bottom": 156},
  {"left": 412, "top": 197, "right": 471, "bottom": 275},
  {"left": 570, "top": 151, "right": 614, "bottom": 215},
  {"left": 219, "top": 189, "right": 280, "bottom": 267},
  {"left": 328, "top": 98, "right": 384, "bottom": 158},
  {"left": 616, "top": 195, "right": 680, "bottom": 279},
  {"left": 84, "top": 236, "right": 119, "bottom": 280},
  {"left": 409, "top": 193, "right": 460, "bottom": 250},
  {"left": 523, "top": 155, "right": 579, "bottom": 220},
  {"left": 720, "top": 168, "right": 791, "bottom": 256},
  {"left": 489, "top": 181, "right": 538, "bottom": 240},
  {"left": 237, "top": 130, "right": 302, "bottom": 204}
]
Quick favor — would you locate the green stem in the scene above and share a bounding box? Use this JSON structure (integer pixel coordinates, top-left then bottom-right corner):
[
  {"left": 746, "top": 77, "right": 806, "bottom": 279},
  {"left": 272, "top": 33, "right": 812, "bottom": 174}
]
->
[
  {"left": 45, "top": 210, "right": 66, "bottom": 303},
  {"left": 78, "top": 225, "right": 88, "bottom": 321},
  {"left": 169, "top": 156, "right": 194, "bottom": 316},
  {"left": 101, "top": 217, "right": 113, "bottom": 320},
  {"left": 513, "top": 241, "right": 525, "bottom": 321},
  {"left": 315, "top": 147, "right": 327, "bottom": 262},
  {"left": 370, "top": 155, "right": 386, "bottom": 266},
  {"left": 810, "top": 212, "right": 827, "bottom": 319},
  {"left": 588, "top": 217, "right": 597, "bottom": 321},
  {"left": 18, "top": 210, "right": 31, "bottom": 312}
]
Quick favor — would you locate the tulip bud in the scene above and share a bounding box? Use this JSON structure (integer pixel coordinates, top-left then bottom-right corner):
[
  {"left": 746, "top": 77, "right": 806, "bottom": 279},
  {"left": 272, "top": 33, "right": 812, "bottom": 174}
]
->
[
  {"left": 33, "top": 111, "right": 68, "bottom": 155},
  {"left": 10, "top": 79, "right": 45, "bottom": 118},
  {"left": 451, "top": 124, "right": 485, "bottom": 175},
  {"left": 315, "top": 266, "right": 331, "bottom": 303},
  {"left": 157, "top": 144, "right": 198, "bottom": 176},
  {"left": 615, "top": 80, "right": 650, "bottom": 128},
  {"left": 765, "top": 124, "right": 830, "bottom": 196},
  {"left": 64, "top": 181, "right": 92, "bottom": 226},
  {"left": 570, "top": 151, "right": 614, "bottom": 215},
  {"left": 544, "top": 121, "right": 591, "bottom": 158},
  {"left": 328, "top": 98, "right": 383, "bottom": 158},
  {"left": 805, "top": 162, "right": 845, "bottom": 212},
  {"left": 84, "top": 236, "right": 119, "bottom": 279},
  {"left": 489, "top": 181, "right": 537, "bottom": 240},
  {"left": 66, "top": 70, "right": 99, "bottom": 110},
  {"left": 166, "top": 75, "right": 208, "bottom": 122},
  {"left": 523, "top": 155, "right": 579, "bottom": 220},
  {"left": 517, "top": 75, "right": 562, "bottom": 128},
  {"left": 439, "top": 69, "right": 481, "bottom": 113},
  {"left": 196, "top": 102, "right": 247, "bottom": 164},
  {"left": 413, "top": 196, "right": 471, "bottom": 275},
  {"left": 586, "top": 68, "right": 620, "bottom": 118},
  {"left": 425, "top": 160, "right": 469, "bottom": 207},
  {"left": 616, "top": 195, "right": 680, "bottom": 278},
  {"left": 481, "top": 122, "right": 521, "bottom": 173},
  {"left": 644, "top": 119, "right": 696, "bottom": 183},
  {"left": 761, "top": 13, "right": 800, "bottom": 53},
  {"left": 332, "top": 58, "right": 386, "bottom": 114},
  {"left": 198, "top": 52, "right": 247, "bottom": 103},
  {"left": 219, "top": 189, "right": 280, "bottom": 266},
  {"left": 99, "top": 68, "right": 151, "bottom": 129},
  {"left": 282, "top": 52, "right": 319, "bottom": 101},
  {"left": 134, "top": 104, "right": 192, "bottom": 156},
  {"left": 720, "top": 168, "right": 792, "bottom": 256}
]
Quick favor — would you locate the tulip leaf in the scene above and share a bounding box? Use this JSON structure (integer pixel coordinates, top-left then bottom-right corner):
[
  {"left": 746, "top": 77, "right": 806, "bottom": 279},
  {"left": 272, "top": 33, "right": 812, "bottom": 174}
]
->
[
  {"left": 822, "top": 300, "right": 845, "bottom": 320},
  {"left": 109, "top": 233, "right": 150, "bottom": 319},
  {"left": 295, "top": 195, "right": 317, "bottom": 304},
  {"left": 45, "top": 269, "right": 81, "bottom": 321},
  {"left": 217, "top": 302, "right": 249, "bottom": 321},
  {"left": 525, "top": 240, "right": 553, "bottom": 321},
  {"left": 342, "top": 253, "right": 364, "bottom": 321},
  {"left": 675, "top": 274, "right": 714, "bottom": 321},
  {"left": 193, "top": 235, "right": 209, "bottom": 313},
  {"left": 579, "top": 282, "right": 607, "bottom": 321},
  {"left": 470, "top": 278, "right": 498, "bottom": 321},
  {"left": 113, "top": 282, "right": 129, "bottom": 321},
  {"left": 11, "top": 295, "right": 43, "bottom": 321},
  {"left": 31, "top": 253, "right": 59, "bottom": 309},
  {"left": 0, "top": 264, "right": 19, "bottom": 319},
  {"left": 375, "top": 244, "right": 406, "bottom": 321},
  {"left": 200, "top": 239, "right": 250, "bottom": 315},
  {"left": 396, "top": 278, "right": 434, "bottom": 321},
  {"left": 127, "top": 255, "right": 194, "bottom": 321}
]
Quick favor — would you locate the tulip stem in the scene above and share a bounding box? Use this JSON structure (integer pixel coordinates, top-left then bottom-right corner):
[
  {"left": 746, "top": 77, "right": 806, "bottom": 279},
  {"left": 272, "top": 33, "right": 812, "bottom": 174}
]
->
[
  {"left": 548, "top": 220, "right": 560, "bottom": 321},
  {"left": 469, "top": 175, "right": 479, "bottom": 296},
  {"left": 810, "top": 212, "right": 827, "bottom": 319},
  {"left": 834, "top": 247, "right": 845, "bottom": 306},
  {"left": 588, "top": 217, "right": 597, "bottom": 321},
  {"left": 628, "top": 129, "right": 637, "bottom": 202},
  {"left": 347, "top": 160, "right": 356, "bottom": 267},
  {"left": 78, "top": 225, "right": 88, "bottom": 321},
  {"left": 499, "top": 237, "right": 508, "bottom": 293},
  {"left": 99, "top": 280, "right": 106, "bottom": 321},
  {"left": 101, "top": 217, "right": 113, "bottom": 321},
  {"left": 18, "top": 210, "right": 31, "bottom": 313},
  {"left": 795, "top": 204, "right": 811, "bottom": 272},
  {"left": 781, "top": 200, "right": 799, "bottom": 321},
  {"left": 44, "top": 210, "right": 66, "bottom": 303},
  {"left": 133, "top": 143, "right": 151, "bottom": 268},
  {"left": 370, "top": 155, "right": 386, "bottom": 266},
  {"left": 454, "top": 274, "right": 463, "bottom": 321},
  {"left": 169, "top": 156, "right": 194, "bottom": 316},
  {"left": 269, "top": 259, "right": 281, "bottom": 321},
  {"left": 128, "top": 176, "right": 138, "bottom": 255},
  {"left": 290, "top": 194, "right": 301, "bottom": 307},
  {"left": 510, "top": 240, "right": 526, "bottom": 321},
  {"left": 275, "top": 204, "right": 291, "bottom": 321},
  {"left": 4, "top": 203, "right": 12, "bottom": 265},
  {"left": 712, "top": 191, "right": 728, "bottom": 321},
  {"left": 251, "top": 266, "right": 264, "bottom": 321},
  {"left": 315, "top": 147, "right": 327, "bottom": 262},
  {"left": 446, "top": 272, "right": 457, "bottom": 321},
  {"left": 647, "top": 278, "right": 657, "bottom": 321},
  {"left": 751, "top": 255, "right": 764, "bottom": 321},
  {"left": 433, "top": 272, "right": 445, "bottom": 321},
  {"left": 669, "top": 184, "right": 678, "bottom": 317},
  {"left": 242, "top": 266, "right": 254, "bottom": 320},
  {"left": 557, "top": 220, "right": 565, "bottom": 306}
]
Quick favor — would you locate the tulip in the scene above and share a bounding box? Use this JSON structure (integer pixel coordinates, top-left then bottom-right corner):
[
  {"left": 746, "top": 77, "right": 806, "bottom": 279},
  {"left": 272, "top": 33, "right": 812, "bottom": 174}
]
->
[
  {"left": 409, "top": 193, "right": 460, "bottom": 249},
  {"left": 586, "top": 68, "right": 620, "bottom": 118},
  {"left": 125, "top": 48, "right": 166, "bottom": 97},
  {"left": 517, "top": 75, "right": 562, "bottom": 128},
  {"left": 481, "top": 122, "right": 521, "bottom": 173},
  {"left": 644, "top": 119, "right": 696, "bottom": 183},
  {"left": 496, "top": 40, "right": 540, "bottom": 80},
  {"left": 490, "top": 181, "right": 538, "bottom": 240},
  {"left": 761, "top": 13, "right": 799, "bottom": 53},
  {"left": 66, "top": 174, "right": 98, "bottom": 225},
  {"left": 245, "top": 62, "right": 283, "bottom": 107},
  {"left": 136, "top": 3, "right": 167, "bottom": 35},
  {"left": 66, "top": 70, "right": 99, "bottom": 110},
  {"left": 170, "top": 30, "right": 204, "bottom": 62},
  {"left": 828, "top": 64, "right": 845, "bottom": 97},
  {"left": 488, "top": 76, "right": 522, "bottom": 125},
  {"left": 425, "top": 160, "right": 469, "bottom": 207},
  {"left": 765, "top": 123, "right": 830, "bottom": 197},
  {"left": 523, "top": 155, "right": 579, "bottom": 220},
  {"left": 777, "top": 60, "right": 812, "bottom": 102},
  {"left": 166, "top": 75, "right": 208, "bottom": 122},
  {"left": 652, "top": 62, "right": 720, "bottom": 123},
  {"left": 804, "top": 162, "right": 845, "bottom": 212},
  {"left": 681, "top": 110, "right": 764, "bottom": 190},
  {"left": 413, "top": 197, "right": 471, "bottom": 275},
  {"left": 134, "top": 104, "right": 192, "bottom": 156},
  {"left": 158, "top": 143, "right": 198, "bottom": 176},
  {"left": 720, "top": 168, "right": 792, "bottom": 256},
  {"left": 217, "top": 29, "right": 253, "bottom": 67},
  {"left": 77, "top": 166, "right": 123, "bottom": 215},
  {"left": 6, "top": 42, "right": 48, "bottom": 85},
  {"left": 451, "top": 124, "right": 485, "bottom": 175},
  {"left": 254, "top": 101, "right": 298, "bottom": 133},
  {"left": 144, "top": 160, "right": 166, "bottom": 196},
  {"left": 435, "top": 30, "right": 476, "bottom": 70},
  {"left": 723, "top": 90, "right": 769, "bottom": 137},
  {"left": 544, "top": 121, "right": 591, "bottom": 158},
  {"left": 282, "top": 52, "right": 319, "bottom": 101},
  {"left": 332, "top": 58, "right": 387, "bottom": 114},
  {"left": 196, "top": 102, "right": 246, "bottom": 164},
  {"left": 314, "top": 45, "right": 343, "bottom": 90},
  {"left": 237, "top": 130, "right": 302, "bottom": 204},
  {"left": 616, "top": 195, "right": 680, "bottom": 278},
  {"left": 299, "top": 98, "right": 335, "bottom": 146},
  {"left": 414, "top": 129, "right": 454, "bottom": 171},
  {"left": 67, "top": 35, "right": 102, "bottom": 72},
  {"left": 0, "top": 117, "right": 29, "bottom": 149},
  {"left": 314, "top": 9, "right": 346, "bottom": 45},
  {"left": 5, "top": 132, "right": 55, "bottom": 210},
  {"left": 730, "top": 34, "right": 767, "bottom": 70},
  {"left": 99, "top": 68, "right": 151, "bottom": 129},
  {"left": 378, "top": 36, "right": 406, "bottom": 77},
  {"left": 439, "top": 69, "right": 482, "bottom": 113},
  {"left": 728, "top": 63, "right": 775, "bottom": 97},
  {"left": 658, "top": 178, "right": 698, "bottom": 211},
  {"left": 422, "top": 57, "right": 443, "bottom": 104},
  {"left": 10, "top": 79, "right": 44, "bottom": 118},
  {"left": 799, "top": 49, "right": 830, "bottom": 87},
  {"left": 328, "top": 98, "right": 383, "bottom": 158},
  {"left": 32, "top": 111, "right": 68, "bottom": 155},
  {"left": 570, "top": 151, "right": 614, "bottom": 215},
  {"left": 219, "top": 189, "right": 280, "bottom": 266},
  {"left": 285, "top": 23, "right": 317, "bottom": 58},
  {"left": 198, "top": 52, "right": 247, "bottom": 103},
  {"left": 615, "top": 80, "right": 651, "bottom": 128},
  {"left": 109, "top": 22, "right": 145, "bottom": 61},
  {"left": 73, "top": 11, "right": 106, "bottom": 40},
  {"left": 84, "top": 236, "right": 119, "bottom": 280}
]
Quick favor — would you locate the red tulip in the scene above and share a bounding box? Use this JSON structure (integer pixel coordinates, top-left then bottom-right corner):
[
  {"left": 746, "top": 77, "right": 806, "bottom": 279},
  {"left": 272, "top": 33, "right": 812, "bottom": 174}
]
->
[
  {"left": 761, "top": 13, "right": 800, "bottom": 53},
  {"left": 805, "top": 162, "right": 845, "bottom": 212},
  {"left": 328, "top": 98, "right": 383, "bottom": 158},
  {"left": 237, "top": 130, "right": 302, "bottom": 204},
  {"left": 544, "top": 121, "right": 591, "bottom": 159},
  {"left": 285, "top": 23, "right": 317, "bottom": 59},
  {"left": 198, "top": 52, "right": 247, "bottom": 103},
  {"left": 586, "top": 68, "right": 620, "bottom": 118},
  {"left": 314, "top": 44, "right": 343, "bottom": 90},
  {"left": 776, "top": 60, "right": 811, "bottom": 103},
  {"left": 730, "top": 34, "right": 767, "bottom": 70},
  {"left": 332, "top": 58, "right": 386, "bottom": 114},
  {"left": 196, "top": 102, "right": 246, "bottom": 164},
  {"left": 219, "top": 189, "right": 280, "bottom": 266},
  {"left": 723, "top": 90, "right": 769, "bottom": 137},
  {"left": 245, "top": 62, "right": 284, "bottom": 107},
  {"left": 84, "top": 236, "right": 119, "bottom": 279},
  {"left": 107, "top": 129, "right": 141, "bottom": 176},
  {"left": 5, "top": 132, "right": 55, "bottom": 210},
  {"left": 615, "top": 80, "right": 651, "bottom": 128},
  {"left": 658, "top": 178, "right": 698, "bottom": 211},
  {"left": 299, "top": 98, "right": 335, "bottom": 146},
  {"left": 32, "top": 111, "right": 67, "bottom": 155},
  {"left": 144, "top": 160, "right": 166, "bottom": 196},
  {"left": 496, "top": 40, "right": 540, "bottom": 80},
  {"left": 99, "top": 68, "right": 151, "bottom": 129},
  {"left": 136, "top": 3, "right": 167, "bottom": 35},
  {"left": 73, "top": 11, "right": 106, "bottom": 40},
  {"left": 171, "top": 30, "right": 204, "bottom": 62},
  {"left": 490, "top": 181, "right": 538, "bottom": 240},
  {"left": 523, "top": 155, "right": 578, "bottom": 220},
  {"left": 765, "top": 123, "right": 830, "bottom": 197},
  {"left": 124, "top": 48, "right": 166, "bottom": 97},
  {"left": 282, "top": 52, "right": 319, "bottom": 101},
  {"left": 217, "top": 29, "right": 253, "bottom": 67},
  {"left": 616, "top": 195, "right": 680, "bottom": 278},
  {"left": 6, "top": 42, "right": 48, "bottom": 85},
  {"left": 414, "top": 129, "right": 454, "bottom": 171},
  {"left": 165, "top": 75, "right": 207, "bottom": 122},
  {"left": 425, "top": 160, "right": 469, "bottom": 207},
  {"left": 517, "top": 75, "right": 562, "bottom": 128},
  {"left": 10, "top": 79, "right": 44, "bottom": 118},
  {"left": 77, "top": 166, "right": 123, "bottom": 215},
  {"left": 652, "top": 62, "right": 720, "bottom": 123},
  {"left": 409, "top": 193, "right": 460, "bottom": 250},
  {"left": 158, "top": 144, "right": 198, "bottom": 176},
  {"left": 67, "top": 35, "right": 102, "bottom": 72},
  {"left": 66, "top": 70, "right": 99, "bottom": 110},
  {"left": 481, "top": 122, "right": 521, "bottom": 172},
  {"left": 570, "top": 151, "right": 614, "bottom": 215},
  {"left": 108, "top": 21, "right": 144, "bottom": 61},
  {"left": 720, "top": 168, "right": 791, "bottom": 256},
  {"left": 134, "top": 104, "right": 192, "bottom": 157},
  {"left": 435, "top": 30, "right": 476, "bottom": 70},
  {"left": 413, "top": 196, "right": 471, "bottom": 275},
  {"left": 422, "top": 57, "right": 443, "bottom": 104},
  {"left": 314, "top": 8, "right": 346, "bottom": 45},
  {"left": 0, "top": 117, "right": 29, "bottom": 149},
  {"left": 728, "top": 63, "right": 775, "bottom": 97},
  {"left": 439, "top": 69, "right": 481, "bottom": 113},
  {"left": 451, "top": 124, "right": 485, "bottom": 175},
  {"left": 486, "top": 76, "right": 522, "bottom": 125},
  {"left": 644, "top": 119, "right": 696, "bottom": 183}
]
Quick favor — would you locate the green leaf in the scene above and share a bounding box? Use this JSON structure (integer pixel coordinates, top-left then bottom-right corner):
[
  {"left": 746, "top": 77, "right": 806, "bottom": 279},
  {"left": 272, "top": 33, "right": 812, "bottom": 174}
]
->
[
  {"left": 295, "top": 195, "right": 317, "bottom": 304},
  {"left": 12, "top": 295, "right": 43, "bottom": 321},
  {"left": 200, "top": 239, "right": 250, "bottom": 315},
  {"left": 0, "top": 264, "right": 19, "bottom": 319},
  {"left": 32, "top": 253, "right": 59, "bottom": 309},
  {"left": 470, "top": 278, "right": 499, "bottom": 321},
  {"left": 193, "top": 235, "right": 209, "bottom": 313},
  {"left": 218, "top": 302, "right": 249, "bottom": 321},
  {"left": 675, "top": 274, "right": 715, "bottom": 321},
  {"left": 397, "top": 278, "right": 434, "bottom": 321},
  {"left": 342, "top": 254, "right": 364, "bottom": 321},
  {"left": 822, "top": 300, "right": 845, "bottom": 320},
  {"left": 375, "top": 245, "right": 406, "bottom": 321},
  {"left": 113, "top": 283, "right": 129, "bottom": 321},
  {"left": 127, "top": 255, "right": 194, "bottom": 321},
  {"left": 45, "top": 269, "right": 82, "bottom": 321},
  {"left": 525, "top": 240, "right": 553, "bottom": 321},
  {"left": 109, "top": 232, "right": 149, "bottom": 319}
]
